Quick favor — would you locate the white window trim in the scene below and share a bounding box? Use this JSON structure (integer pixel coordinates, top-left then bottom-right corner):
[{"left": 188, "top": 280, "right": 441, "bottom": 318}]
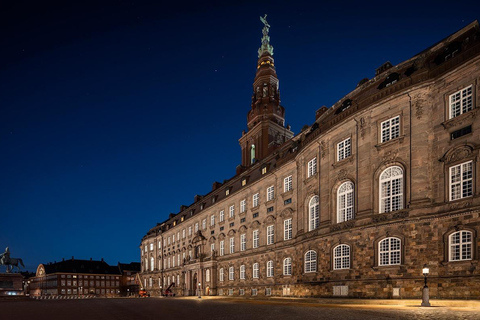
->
[
  {"left": 337, "top": 137, "right": 351, "bottom": 161},
  {"left": 378, "top": 237, "right": 401, "bottom": 266},
  {"left": 267, "top": 225, "right": 274, "bottom": 245},
  {"left": 253, "top": 229, "right": 259, "bottom": 248},
  {"left": 284, "top": 218, "right": 292, "bottom": 240},
  {"left": 253, "top": 263, "right": 259, "bottom": 279},
  {"left": 449, "top": 85, "right": 473, "bottom": 119},
  {"left": 380, "top": 116, "right": 400, "bottom": 143},
  {"left": 333, "top": 244, "right": 350, "bottom": 270},
  {"left": 267, "top": 186, "right": 275, "bottom": 201},
  {"left": 304, "top": 250, "right": 317, "bottom": 273},
  {"left": 308, "top": 196, "right": 319, "bottom": 231},
  {"left": 283, "top": 257, "right": 292, "bottom": 275},
  {"left": 449, "top": 230, "right": 473, "bottom": 261},
  {"left": 379, "top": 166, "right": 404, "bottom": 213},
  {"left": 284, "top": 175, "right": 293, "bottom": 192},
  {"left": 449, "top": 161, "right": 473, "bottom": 201},
  {"left": 308, "top": 157, "right": 317, "bottom": 178},
  {"left": 267, "top": 260, "right": 274, "bottom": 277},
  {"left": 253, "top": 193, "right": 259, "bottom": 207},
  {"left": 337, "top": 181, "right": 354, "bottom": 223}
]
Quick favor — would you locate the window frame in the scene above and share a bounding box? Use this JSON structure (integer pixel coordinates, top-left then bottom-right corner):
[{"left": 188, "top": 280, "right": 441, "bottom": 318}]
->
[
  {"left": 337, "top": 181, "right": 354, "bottom": 223},
  {"left": 219, "top": 268, "right": 224, "bottom": 282},
  {"left": 449, "top": 160, "right": 473, "bottom": 201},
  {"left": 379, "top": 166, "right": 404, "bottom": 213},
  {"left": 284, "top": 218, "right": 292, "bottom": 240},
  {"left": 220, "top": 240, "right": 224, "bottom": 256},
  {"left": 267, "top": 225, "right": 274, "bottom": 245},
  {"left": 267, "top": 260, "right": 274, "bottom": 277},
  {"left": 267, "top": 186, "right": 275, "bottom": 201},
  {"left": 333, "top": 244, "right": 351, "bottom": 270},
  {"left": 337, "top": 137, "right": 351, "bottom": 161},
  {"left": 229, "top": 237, "right": 235, "bottom": 254},
  {"left": 240, "top": 265, "right": 246, "bottom": 279},
  {"left": 253, "top": 193, "right": 259, "bottom": 207},
  {"left": 308, "top": 196, "right": 319, "bottom": 231},
  {"left": 307, "top": 157, "right": 317, "bottom": 178},
  {"left": 253, "top": 229, "right": 259, "bottom": 248},
  {"left": 449, "top": 230, "right": 473, "bottom": 261},
  {"left": 253, "top": 263, "right": 259, "bottom": 278},
  {"left": 378, "top": 237, "right": 401, "bottom": 266},
  {"left": 240, "top": 199, "right": 246, "bottom": 213},
  {"left": 283, "top": 257, "right": 292, "bottom": 275},
  {"left": 304, "top": 250, "right": 317, "bottom": 273},
  {"left": 284, "top": 175, "right": 293, "bottom": 192},
  {"left": 229, "top": 266, "right": 234, "bottom": 280},
  {"left": 380, "top": 115, "right": 400, "bottom": 143},
  {"left": 240, "top": 233, "right": 246, "bottom": 251},
  {"left": 449, "top": 85, "right": 473, "bottom": 119}
]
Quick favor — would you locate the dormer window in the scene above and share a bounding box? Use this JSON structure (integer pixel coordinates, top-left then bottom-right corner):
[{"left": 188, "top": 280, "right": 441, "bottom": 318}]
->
[
  {"left": 434, "top": 41, "right": 462, "bottom": 65},
  {"left": 226, "top": 189, "right": 230, "bottom": 196},
  {"left": 242, "top": 179, "right": 247, "bottom": 186},
  {"left": 335, "top": 99, "right": 352, "bottom": 115},
  {"left": 377, "top": 73, "right": 400, "bottom": 89},
  {"left": 262, "top": 166, "right": 267, "bottom": 175}
]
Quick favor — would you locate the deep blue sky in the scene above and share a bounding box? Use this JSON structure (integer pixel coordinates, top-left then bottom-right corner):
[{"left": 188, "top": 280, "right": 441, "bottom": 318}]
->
[{"left": 0, "top": 0, "right": 478, "bottom": 271}]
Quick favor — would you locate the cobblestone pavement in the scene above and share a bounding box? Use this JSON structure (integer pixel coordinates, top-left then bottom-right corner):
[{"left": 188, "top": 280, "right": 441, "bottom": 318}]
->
[{"left": 1, "top": 297, "right": 478, "bottom": 320}]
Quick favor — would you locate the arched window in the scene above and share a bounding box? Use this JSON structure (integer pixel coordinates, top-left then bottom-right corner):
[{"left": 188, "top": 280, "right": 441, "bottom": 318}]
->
[
  {"left": 253, "top": 263, "right": 259, "bottom": 278},
  {"left": 150, "top": 257, "right": 154, "bottom": 271},
  {"left": 283, "top": 258, "right": 292, "bottom": 275},
  {"left": 219, "top": 268, "right": 224, "bottom": 282},
  {"left": 449, "top": 231, "right": 472, "bottom": 261},
  {"left": 240, "top": 265, "right": 245, "bottom": 279},
  {"left": 333, "top": 244, "right": 350, "bottom": 270},
  {"left": 337, "top": 181, "right": 354, "bottom": 222},
  {"left": 379, "top": 237, "right": 401, "bottom": 266},
  {"left": 205, "top": 269, "right": 210, "bottom": 282},
  {"left": 229, "top": 267, "right": 234, "bottom": 280},
  {"left": 267, "top": 260, "right": 274, "bottom": 277},
  {"left": 304, "top": 250, "right": 317, "bottom": 273},
  {"left": 379, "top": 166, "right": 403, "bottom": 213},
  {"left": 308, "top": 196, "right": 319, "bottom": 231}
]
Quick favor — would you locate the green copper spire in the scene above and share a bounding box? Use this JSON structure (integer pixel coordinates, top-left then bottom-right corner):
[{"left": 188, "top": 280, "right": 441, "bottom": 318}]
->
[{"left": 258, "top": 14, "right": 274, "bottom": 58}]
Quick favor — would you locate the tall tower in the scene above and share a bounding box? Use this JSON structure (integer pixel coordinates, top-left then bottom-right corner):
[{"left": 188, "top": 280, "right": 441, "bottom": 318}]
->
[{"left": 239, "top": 15, "right": 294, "bottom": 167}]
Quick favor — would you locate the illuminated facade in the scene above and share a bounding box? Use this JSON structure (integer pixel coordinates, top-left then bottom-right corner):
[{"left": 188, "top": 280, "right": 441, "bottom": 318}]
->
[{"left": 140, "top": 19, "right": 480, "bottom": 299}]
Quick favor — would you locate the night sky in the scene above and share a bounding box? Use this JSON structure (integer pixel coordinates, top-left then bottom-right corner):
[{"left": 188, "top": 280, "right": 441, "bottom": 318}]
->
[{"left": 1, "top": 0, "right": 478, "bottom": 271}]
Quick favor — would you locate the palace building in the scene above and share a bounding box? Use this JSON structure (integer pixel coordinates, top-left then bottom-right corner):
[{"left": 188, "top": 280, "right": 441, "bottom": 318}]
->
[{"left": 139, "top": 19, "right": 480, "bottom": 299}]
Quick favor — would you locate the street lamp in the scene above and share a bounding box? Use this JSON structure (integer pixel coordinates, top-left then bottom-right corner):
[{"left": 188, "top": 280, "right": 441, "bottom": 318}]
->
[
  {"left": 421, "top": 264, "right": 430, "bottom": 307},
  {"left": 198, "top": 282, "right": 201, "bottom": 299}
]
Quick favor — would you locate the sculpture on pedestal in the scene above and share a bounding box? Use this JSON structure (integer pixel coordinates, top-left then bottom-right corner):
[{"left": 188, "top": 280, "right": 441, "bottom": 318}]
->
[{"left": 0, "top": 247, "right": 25, "bottom": 273}]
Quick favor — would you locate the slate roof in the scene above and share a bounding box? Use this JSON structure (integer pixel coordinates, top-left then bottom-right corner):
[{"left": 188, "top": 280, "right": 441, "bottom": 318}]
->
[{"left": 42, "top": 259, "right": 121, "bottom": 275}]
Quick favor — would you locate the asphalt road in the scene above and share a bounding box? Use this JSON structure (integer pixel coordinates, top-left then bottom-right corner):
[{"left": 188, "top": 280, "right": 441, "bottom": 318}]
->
[{"left": 2, "top": 297, "right": 479, "bottom": 320}]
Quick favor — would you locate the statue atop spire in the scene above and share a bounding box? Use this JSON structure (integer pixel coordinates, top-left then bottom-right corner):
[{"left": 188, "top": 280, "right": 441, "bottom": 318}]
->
[{"left": 258, "top": 14, "right": 274, "bottom": 58}]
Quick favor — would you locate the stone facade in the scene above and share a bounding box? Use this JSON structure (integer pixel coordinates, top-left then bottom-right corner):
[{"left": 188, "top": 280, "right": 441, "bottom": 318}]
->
[{"left": 140, "top": 20, "right": 480, "bottom": 299}]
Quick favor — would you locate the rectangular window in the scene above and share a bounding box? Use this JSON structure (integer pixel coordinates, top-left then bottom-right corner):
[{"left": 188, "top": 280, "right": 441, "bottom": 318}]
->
[
  {"left": 252, "top": 264, "right": 259, "bottom": 279},
  {"left": 451, "top": 125, "right": 472, "bottom": 140},
  {"left": 253, "top": 193, "right": 259, "bottom": 207},
  {"left": 262, "top": 167, "right": 267, "bottom": 175},
  {"left": 267, "top": 206, "right": 274, "bottom": 213},
  {"left": 188, "top": 226, "right": 192, "bottom": 236},
  {"left": 450, "top": 161, "right": 473, "bottom": 201},
  {"left": 267, "top": 186, "right": 275, "bottom": 201},
  {"left": 229, "top": 222, "right": 234, "bottom": 227},
  {"left": 240, "top": 199, "right": 246, "bottom": 213},
  {"left": 267, "top": 225, "right": 274, "bottom": 245},
  {"left": 240, "top": 234, "right": 246, "bottom": 251},
  {"left": 284, "top": 219, "right": 292, "bottom": 240},
  {"left": 182, "top": 229, "right": 186, "bottom": 238},
  {"left": 284, "top": 175, "right": 293, "bottom": 192},
  {"left": 229, "top": 237, "right": 235, "bottom": 254},
  {"left": 211, "top": 243, "right": 215, "bottom": 254},
  {"left": 229, "top": 205, "right": 235, "bottom": 218},
  {"left": 210, "top": 215, "right": 215, "bottom": 226},
  {"left": 239, "top": 289, "right": 245, "bottom": 295},
  {"left": 284, "top": 198, "right": 292, "bottom": 205},
  {"left": 337, "top": 138, "right": 351, "bottom": 161},
  {"left": 308, "top": 157, "right": 317, "bottom": 177},
  {"left": 265, "top": 288, "right": 271, "bottom": 296},
  {"left": 220, "top": 210, "right": 225, "bottom": 222},
  {"left": 195, "top": 223, "right": 199, "bottom": 232},
  {"left": 150, "top": 243, "right": 154, "bottom": 251},
  {"left": 253, "top": 212, "right": 259, "bottom": 218},
  {"left": 381, "top": 116, "right": 400, "bottom": 143},
  {"left": 220, "top": 240, "right": 224, "bottom": 256},
  {"left": 240, "top": 217, "right": 246, "bottom": 223},
  {"left": 449, "top": 85, "right": 473, "bottom": 119},
  {"left": 252, "top": 288, "right": 258, "bottom": 296},
  {"left": 202, "top": 219, "right": 206, "bottom": 230},
  {"left": 172, "top": 234, "right": 175, "bottom": 243},
  {"left": 253, "top": 230, "right": 259, "bottom": 248}
]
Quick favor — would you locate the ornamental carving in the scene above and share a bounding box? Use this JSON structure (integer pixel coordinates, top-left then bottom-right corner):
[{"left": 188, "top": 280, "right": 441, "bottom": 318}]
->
[
  {"left": 441, "top": 145, "right": 473, "bottom": 164},
  {"left": 359, "top": 117, "right": 368, "bottom": 139},
  {"left": 442, "top": 110, "right": 477, "bottom": 129},
  {"left": 279, "top": 208, "right": 294, "bottom": 218},
  {"left": 382, "top": 150, "right": 398, "bottom": 164},
  {"left": 449, "top": 201, "right": 472, "bottom": 211},
  {"left": 330, "top": 220, "right": 355, "bottom": 232},
  {"left": 413, "top": 91, "right": 428, "bottom": 119},
  {"left": 337, "top": 169, "right": 348, "bottom": 181},
  {"left": 320, "top": 140, "right": 328, "bottom": 159}
]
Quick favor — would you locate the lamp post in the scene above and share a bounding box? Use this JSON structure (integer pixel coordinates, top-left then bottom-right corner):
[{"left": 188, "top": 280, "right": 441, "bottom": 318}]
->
[
  {"left": 421, "top": 264, "right": 430, "bottom": 307},
  {"left": 198, "top": 282, "right": 201, "bottom": 299}
]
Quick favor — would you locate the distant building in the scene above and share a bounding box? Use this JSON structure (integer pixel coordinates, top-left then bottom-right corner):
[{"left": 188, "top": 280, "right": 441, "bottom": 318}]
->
[
  {"left": 140, "top": 19, "right": 480, "bottom": 299},
  {"left": 29, "top": 258, "right": 129, "bottom": 297},
  {"left": 118, "top": 262, "right": 141, "bottom": 296}
]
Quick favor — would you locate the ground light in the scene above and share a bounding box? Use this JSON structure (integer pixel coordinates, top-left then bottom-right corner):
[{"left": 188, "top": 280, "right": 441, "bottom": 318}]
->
[{"left": 421, "top": 264, "right": 431, "bottom": 307}]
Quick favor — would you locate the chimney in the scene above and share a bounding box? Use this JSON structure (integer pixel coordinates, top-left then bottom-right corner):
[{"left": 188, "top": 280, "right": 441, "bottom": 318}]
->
[
  {"left": 90, "top": 257, "right": 92, "bottom": 261},
  {"left": 62, "top": 258, "right": 64, "bottom": 262},
  {"left": 101, "top": 258, "right": 104, "bottom": 262},
  {"left": 72, "top": 256, "right": 74, "bottom": 260}
]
